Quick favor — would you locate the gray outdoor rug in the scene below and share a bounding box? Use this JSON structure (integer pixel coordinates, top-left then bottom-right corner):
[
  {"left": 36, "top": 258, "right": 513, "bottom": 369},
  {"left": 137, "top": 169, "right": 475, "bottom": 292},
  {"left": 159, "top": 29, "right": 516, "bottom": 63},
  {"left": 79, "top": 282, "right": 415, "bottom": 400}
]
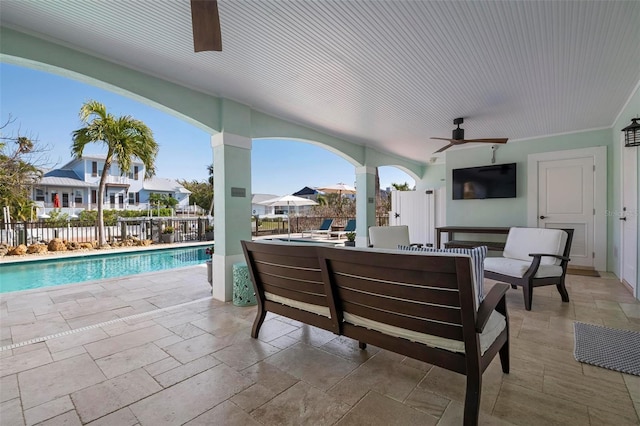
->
[{"left": 574, "top": 322, "right": 640, "bottom": 376}]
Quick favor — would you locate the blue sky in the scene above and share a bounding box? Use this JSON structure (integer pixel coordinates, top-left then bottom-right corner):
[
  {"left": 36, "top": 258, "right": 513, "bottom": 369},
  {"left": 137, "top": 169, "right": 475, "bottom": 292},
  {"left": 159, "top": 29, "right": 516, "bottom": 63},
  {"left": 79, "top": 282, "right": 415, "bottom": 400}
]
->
[{"left": 0, "top": 63, "right": 414, "bottom": 195}]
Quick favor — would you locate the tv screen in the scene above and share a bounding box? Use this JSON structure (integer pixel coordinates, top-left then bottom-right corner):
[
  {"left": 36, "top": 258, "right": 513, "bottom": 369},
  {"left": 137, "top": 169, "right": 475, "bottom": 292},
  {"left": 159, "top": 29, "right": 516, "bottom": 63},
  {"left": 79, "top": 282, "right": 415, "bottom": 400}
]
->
[{"left": 452, "top": 163, "right": 517, "bottom": 199}]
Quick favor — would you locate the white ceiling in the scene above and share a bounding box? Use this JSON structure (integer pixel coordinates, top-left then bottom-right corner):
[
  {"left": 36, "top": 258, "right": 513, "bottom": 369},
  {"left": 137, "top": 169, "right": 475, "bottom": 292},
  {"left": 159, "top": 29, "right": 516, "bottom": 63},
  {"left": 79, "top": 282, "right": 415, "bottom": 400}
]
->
[{"left": 1, "top": 1, "right": 639, "bottom": 162}]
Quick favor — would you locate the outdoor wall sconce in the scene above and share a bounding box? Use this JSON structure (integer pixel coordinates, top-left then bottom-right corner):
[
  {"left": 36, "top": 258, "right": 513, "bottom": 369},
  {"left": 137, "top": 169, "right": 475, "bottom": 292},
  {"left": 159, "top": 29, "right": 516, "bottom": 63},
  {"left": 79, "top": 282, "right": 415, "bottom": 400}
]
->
[{"left": 622, "top": 117, "right": 640, "bottom": 147}]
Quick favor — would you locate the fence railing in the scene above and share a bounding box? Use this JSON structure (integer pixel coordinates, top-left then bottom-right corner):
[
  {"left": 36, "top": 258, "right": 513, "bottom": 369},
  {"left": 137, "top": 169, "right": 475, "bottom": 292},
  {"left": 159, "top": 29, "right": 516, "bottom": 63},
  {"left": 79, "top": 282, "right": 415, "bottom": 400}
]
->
[
  {"left": 0, "top": 217, "right": 214, "bottom": 246},
  {"left": 1, "top": 215, "right": 390, "bottom": 245},
  {"left": 251, "top": 216, "right": 388, "bottom": 236}
]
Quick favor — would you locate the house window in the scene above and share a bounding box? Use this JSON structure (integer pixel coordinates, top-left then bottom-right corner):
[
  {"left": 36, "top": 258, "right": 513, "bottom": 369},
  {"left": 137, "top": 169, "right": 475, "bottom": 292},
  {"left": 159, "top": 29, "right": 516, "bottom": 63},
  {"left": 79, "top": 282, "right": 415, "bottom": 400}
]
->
[
  {"left": 74, "top": 191, "right": 82, "bottom": 204},
  {"left": 135, "top": 192, "right": 140, "bottom": 203},
  {"left": 35, "top": 189, "right": 45, "bottom": 201},
  {"left": 91, "top": 190, "right": 97, "bottom": 204},
  {"left": 92, "top": 161, "right": 97, "bottom": 177},
  {"left": 127, "top": 166, "right": 140, "bottom": 180},
  {"left": 128, "top": 192, "right": 135, "bottom": 204}
]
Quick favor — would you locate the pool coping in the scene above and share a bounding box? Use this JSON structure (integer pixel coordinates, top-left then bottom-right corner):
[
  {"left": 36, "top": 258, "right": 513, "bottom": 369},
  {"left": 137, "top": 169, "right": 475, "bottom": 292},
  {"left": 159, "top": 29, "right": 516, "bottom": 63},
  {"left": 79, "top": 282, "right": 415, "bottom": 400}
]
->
[
  {"left": 0, "top": 241, "right": 213, "bottom": 266},
  {"left": 0, "top": 262, "right": 209, "bottom": 298}
]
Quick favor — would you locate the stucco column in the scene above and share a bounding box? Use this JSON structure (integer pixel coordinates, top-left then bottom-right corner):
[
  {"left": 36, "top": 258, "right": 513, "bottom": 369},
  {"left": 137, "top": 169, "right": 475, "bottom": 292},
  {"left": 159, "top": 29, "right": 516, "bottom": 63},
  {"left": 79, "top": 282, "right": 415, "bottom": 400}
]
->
[
  {"left": 211, "top": 132, "right": 252, "bottom": 301},
  {"left": 355, "top": 166, "right": 377, "bottom": 247}
]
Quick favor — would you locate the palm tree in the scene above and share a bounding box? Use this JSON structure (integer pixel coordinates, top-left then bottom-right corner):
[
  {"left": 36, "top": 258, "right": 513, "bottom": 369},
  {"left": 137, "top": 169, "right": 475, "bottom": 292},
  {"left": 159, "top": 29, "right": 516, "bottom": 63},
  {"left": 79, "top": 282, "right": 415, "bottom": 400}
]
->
[
  {"left": 207, "top": 163, "right": 214, "bottom": 216},
  {"left": 391, "top": 182, "right": 411, "bottom": 191},
  {"left": 72, "top": 100, "right": 158, "bottom": 246}
]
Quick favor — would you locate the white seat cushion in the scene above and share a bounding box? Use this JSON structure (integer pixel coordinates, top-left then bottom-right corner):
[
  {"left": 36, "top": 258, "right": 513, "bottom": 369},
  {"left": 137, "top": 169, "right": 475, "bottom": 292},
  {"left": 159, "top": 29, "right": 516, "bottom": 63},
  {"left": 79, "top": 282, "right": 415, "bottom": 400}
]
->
[
  {"left": 484, "top": 257, "right": 563, "bottom": 278},
  {"left": 503, "top": 227, "right": 567, "bottom": 265},
  {"left": 264, "top": 292, "right": 331, "bottom": 317},
  {"left": 343, "top": 310, "right": 506, "bottom": 355}
]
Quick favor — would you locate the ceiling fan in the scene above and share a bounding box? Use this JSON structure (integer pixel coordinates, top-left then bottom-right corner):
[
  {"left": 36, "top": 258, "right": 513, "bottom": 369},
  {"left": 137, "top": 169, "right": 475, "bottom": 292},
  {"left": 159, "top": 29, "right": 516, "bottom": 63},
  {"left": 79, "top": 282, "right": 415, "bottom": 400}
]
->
[
  {"left": 191, "top": 0, "right": 222, "bottom": 52},
  {"left": 431, "top": 118, "right": 508, "bottom": 153}
]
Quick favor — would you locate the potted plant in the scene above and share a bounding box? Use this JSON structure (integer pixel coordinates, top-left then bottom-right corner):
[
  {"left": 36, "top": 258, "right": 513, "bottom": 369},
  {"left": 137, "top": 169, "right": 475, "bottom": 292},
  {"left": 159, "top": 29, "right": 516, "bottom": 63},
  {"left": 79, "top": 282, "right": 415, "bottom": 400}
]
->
[
  {"left": 345, "top": 232, "right": 356, "bottom": 247},
  {"left": 204, "top": 225, "right": 214, "bottom": 241},
  {"left": 161, "top": 226, "right": 174, "bottom": 243}
]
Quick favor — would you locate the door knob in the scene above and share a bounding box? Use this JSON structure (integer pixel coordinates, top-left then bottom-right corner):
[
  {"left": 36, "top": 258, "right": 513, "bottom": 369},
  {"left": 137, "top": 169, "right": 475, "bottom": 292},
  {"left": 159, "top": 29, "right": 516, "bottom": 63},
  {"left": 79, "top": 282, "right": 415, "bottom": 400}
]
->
[
  {"left": 620, "top": 217, "right": 627, "bottom": 221},
  {"left": 539, "top": 215, "right": 546, "bottom": 219}
]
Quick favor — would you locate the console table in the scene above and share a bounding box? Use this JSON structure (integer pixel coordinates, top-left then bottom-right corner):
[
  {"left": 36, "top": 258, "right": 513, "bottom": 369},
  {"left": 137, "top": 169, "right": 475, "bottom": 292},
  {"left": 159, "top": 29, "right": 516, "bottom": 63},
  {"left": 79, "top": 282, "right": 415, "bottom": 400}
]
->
[{"left": 436, "top": 226, "right": 510, "bottom": 251}]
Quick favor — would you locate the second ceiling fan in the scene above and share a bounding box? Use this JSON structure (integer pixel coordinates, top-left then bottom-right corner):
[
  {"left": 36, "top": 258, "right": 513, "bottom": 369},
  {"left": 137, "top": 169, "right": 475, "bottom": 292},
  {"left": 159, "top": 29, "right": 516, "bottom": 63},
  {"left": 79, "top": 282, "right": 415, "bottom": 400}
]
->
[
  {"left": 191, "top": 0, "right": 222, "bottom": 52},
  {"left": 431, "top": 118, "right": 508, "bottom": 153}
]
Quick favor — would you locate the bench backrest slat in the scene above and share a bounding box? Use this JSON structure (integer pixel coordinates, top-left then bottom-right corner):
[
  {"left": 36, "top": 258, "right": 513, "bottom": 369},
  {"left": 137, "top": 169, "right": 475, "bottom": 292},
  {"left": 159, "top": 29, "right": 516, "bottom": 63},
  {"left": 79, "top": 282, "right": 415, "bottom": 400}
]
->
[
  {"left": 341, "top": 300, "right": 463, "bottom": 340},
  {"left": 337, "top": 287, "right": 462, "bottom": 325},
  {"left": 319, "top": 247, "right": 477, "bottom": 342},
  {"left": 331, "top": 272, "right": 461, "bottom": 306},
  {"left": 242, "top": 241, "right": 331, "bottom": 308},
  {"left": 254, "top": 262, "right": 325, "bottom": 293}
]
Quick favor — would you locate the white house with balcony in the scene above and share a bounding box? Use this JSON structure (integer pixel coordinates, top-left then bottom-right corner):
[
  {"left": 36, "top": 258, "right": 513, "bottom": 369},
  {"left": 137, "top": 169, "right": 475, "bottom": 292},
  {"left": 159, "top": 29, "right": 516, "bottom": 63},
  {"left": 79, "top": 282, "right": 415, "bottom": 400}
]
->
[{"left": 32, "top": 155, "right": 190, "bottom": 215}]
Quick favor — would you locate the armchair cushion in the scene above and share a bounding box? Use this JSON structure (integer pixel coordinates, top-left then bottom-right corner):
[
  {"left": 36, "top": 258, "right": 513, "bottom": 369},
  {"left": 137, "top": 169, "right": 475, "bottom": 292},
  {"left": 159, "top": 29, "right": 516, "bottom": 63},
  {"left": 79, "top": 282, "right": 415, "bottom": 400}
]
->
[
  {"left": 503, "top": 227, "right": 567, "bottom": 266},
  {"left": 369, "top": 225, "right": 411, "bottom": 249},
  {"left": 484, "top": 257, "right": 563, "bottom": 278},
  {"left": 398, "top": 245, "right": 488, "bottom": 305}
]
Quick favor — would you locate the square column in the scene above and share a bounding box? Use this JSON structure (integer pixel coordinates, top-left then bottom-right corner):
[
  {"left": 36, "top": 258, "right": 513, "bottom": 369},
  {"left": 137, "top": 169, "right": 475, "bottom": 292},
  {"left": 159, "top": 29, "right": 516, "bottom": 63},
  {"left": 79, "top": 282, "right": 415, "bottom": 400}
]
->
[
  {"left": 355, "top": 166, "right": 377, "bottom": 247},
  {"left": 211, "top": 132, "right": 252, "bottom": 301}
]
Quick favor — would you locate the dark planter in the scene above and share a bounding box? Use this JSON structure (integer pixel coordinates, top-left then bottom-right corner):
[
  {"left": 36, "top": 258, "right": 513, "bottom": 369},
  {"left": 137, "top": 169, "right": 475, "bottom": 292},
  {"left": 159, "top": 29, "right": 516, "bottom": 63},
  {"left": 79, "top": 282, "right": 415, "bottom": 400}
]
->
[
  {"left": 205, "top": 231, "right": 214, "bottom": 241},
  {"left": 344, "top": 241, "right": 356, "bottom": 247},
  {"left": 161, "top": 233, "right": 174, "bottom": 243}
]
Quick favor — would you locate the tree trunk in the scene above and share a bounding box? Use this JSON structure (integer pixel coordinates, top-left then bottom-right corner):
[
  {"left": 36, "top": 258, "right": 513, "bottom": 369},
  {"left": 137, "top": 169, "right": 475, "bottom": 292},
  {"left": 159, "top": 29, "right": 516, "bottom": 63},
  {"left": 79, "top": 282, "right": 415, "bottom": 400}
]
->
[{"left": 96, "top": 154, "right": 112, "bottom": 246}]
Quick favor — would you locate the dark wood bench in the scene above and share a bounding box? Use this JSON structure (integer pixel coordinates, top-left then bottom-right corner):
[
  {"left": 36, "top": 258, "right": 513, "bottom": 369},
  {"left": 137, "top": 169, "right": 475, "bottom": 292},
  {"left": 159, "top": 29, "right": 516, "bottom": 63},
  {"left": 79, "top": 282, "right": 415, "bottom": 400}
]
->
[
  {"left": 241, "top": 241, "right": 339, "bottom": 337},
  {"left": 242, "top": 240, "right": 510, "bottom": 425}
]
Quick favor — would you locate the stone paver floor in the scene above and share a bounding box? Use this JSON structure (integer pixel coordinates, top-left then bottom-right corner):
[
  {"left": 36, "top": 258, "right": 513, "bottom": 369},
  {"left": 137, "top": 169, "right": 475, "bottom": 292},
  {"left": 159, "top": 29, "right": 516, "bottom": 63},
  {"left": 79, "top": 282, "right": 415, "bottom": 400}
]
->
[{"left": 1, "top": 263, "right": 639, "bottom": 425}]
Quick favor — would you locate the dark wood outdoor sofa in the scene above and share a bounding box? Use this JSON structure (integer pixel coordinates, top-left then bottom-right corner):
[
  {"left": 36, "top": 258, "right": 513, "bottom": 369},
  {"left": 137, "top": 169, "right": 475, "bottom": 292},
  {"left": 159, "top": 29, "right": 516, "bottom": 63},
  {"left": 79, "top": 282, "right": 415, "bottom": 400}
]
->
[{"left": 241, "top": 240, "right": 510, "bottom": 425}]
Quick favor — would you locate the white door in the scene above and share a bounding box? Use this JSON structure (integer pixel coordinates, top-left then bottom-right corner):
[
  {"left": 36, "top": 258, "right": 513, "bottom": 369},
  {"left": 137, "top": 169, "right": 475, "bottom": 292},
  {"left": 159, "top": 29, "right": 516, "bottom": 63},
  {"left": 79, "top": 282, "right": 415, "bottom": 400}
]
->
[
  {"left": 538, "top": 157, "right": 595, "bottom": 268},
  {"left": 390, "top": 190, "right": 437, "bottom": 246},
  {"left": 620, "top": 145, "right": 638, "bottom": 297}
]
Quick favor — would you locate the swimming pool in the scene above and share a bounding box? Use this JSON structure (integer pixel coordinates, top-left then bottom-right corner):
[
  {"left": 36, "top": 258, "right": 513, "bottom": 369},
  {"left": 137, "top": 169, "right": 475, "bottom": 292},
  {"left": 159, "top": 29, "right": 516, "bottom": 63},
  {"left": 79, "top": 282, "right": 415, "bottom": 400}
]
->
[{"left": 0, "top": 247, "right": 210, "bottom": 293}]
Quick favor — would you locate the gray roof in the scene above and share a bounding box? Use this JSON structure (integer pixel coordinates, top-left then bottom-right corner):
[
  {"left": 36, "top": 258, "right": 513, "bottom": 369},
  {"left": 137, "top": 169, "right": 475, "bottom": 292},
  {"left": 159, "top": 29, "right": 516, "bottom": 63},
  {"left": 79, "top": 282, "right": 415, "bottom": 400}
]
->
[
  {"left": 38, "top": 176, "right": 93, "bottom": 188},
  {"left": 252, "top": 194, "right": 279, "bottom": 204},
  {"left": 143, "top": 177, "right": 191, "bottom": 194},
  {"left": 44, "top": 169, "right": 82, "bottom": 180}
]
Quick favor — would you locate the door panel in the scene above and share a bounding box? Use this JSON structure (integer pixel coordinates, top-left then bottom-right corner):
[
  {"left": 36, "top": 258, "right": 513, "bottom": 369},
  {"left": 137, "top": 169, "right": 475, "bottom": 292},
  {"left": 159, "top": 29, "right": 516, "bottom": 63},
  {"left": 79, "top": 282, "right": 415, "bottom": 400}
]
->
[
  {"left": 538, "top": 157, "right": 594, "bottom": 267},
  {"left": 621, "top": 146, "right": 638, "bottom": 296},
  {"left": 390, "top": 190, "right": 440, "bottom": 247}
]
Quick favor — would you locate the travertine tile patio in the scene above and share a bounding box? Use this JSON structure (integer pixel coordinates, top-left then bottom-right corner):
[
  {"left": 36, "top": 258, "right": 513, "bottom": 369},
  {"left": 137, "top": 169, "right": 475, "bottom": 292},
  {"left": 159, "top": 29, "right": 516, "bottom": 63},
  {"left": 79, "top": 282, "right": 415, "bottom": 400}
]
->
[{"left": 1, "top": 264, "right": 639, "bottom": 425}]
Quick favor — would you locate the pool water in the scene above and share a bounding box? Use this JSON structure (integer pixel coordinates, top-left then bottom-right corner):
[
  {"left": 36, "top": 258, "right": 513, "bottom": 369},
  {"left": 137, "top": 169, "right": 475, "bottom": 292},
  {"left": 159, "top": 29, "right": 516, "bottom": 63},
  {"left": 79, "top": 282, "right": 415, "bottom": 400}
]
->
[{"left": 0, "top": 247, "right": 210, "bottom": 293}]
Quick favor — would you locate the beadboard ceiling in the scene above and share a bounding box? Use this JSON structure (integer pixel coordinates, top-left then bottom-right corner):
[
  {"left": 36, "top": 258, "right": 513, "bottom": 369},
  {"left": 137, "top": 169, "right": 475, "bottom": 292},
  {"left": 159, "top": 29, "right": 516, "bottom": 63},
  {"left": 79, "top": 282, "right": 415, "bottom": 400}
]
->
[{"left": 1, "top": 1, "right": 639, "bottom": 162}]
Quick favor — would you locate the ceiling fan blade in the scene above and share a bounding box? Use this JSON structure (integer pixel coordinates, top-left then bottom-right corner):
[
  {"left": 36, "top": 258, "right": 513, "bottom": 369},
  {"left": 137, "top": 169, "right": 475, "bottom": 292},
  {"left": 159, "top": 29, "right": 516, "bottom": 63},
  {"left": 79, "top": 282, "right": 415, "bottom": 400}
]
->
[
  {"left": 191, "top": 0, "right": 222, "bottom": 52},
  {"left": 463, "top": 138, "right": 509, "bottom": 144},
  {"left": 430, "top": 137, "right": 453, "bottom": 141},
  {"left": 434, "top": 143, "right": 455, "bottom": 153}
]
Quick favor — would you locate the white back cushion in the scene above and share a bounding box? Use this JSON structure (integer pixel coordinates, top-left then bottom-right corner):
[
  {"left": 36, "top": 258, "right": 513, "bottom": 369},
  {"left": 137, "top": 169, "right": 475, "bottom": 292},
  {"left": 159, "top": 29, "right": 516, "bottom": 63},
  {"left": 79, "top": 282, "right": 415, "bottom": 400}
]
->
[
  {"left": 369, "top": 225, "right": 410, "bottom": 249},
  {"left": 503, "top": 227, "right": 567, "bottom": 265}
]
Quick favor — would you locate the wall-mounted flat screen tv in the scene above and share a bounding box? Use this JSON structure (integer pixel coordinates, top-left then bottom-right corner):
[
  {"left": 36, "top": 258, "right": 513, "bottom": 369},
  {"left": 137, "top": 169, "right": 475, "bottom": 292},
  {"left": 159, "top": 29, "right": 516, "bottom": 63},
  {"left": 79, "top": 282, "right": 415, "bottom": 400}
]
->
[{"left": 452, "top": 163, "right": 517, "bottom": 200}]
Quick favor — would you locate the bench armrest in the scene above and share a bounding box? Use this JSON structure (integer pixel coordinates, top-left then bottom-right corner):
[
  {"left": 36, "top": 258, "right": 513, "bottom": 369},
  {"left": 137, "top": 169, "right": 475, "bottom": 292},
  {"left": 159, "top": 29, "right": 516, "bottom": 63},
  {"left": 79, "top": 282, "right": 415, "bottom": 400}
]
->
[
  {"left": 529, "top": 253, "right": 570, "bottom": 262},
  {"left": 476, "top": 283, "right": 509, "bottom": 332},
  {"left": 409, "top": 243, "right": 424, "bottom": 248}
]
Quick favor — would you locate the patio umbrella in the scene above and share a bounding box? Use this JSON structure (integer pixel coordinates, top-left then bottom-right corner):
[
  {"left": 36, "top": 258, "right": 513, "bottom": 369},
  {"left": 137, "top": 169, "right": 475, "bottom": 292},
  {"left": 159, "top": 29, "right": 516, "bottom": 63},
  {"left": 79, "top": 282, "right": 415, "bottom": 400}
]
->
[
  {"left": 317, "top": 183, "right": 356, "bottom": 196},
  {"left": 317, "top": 183, "right": 356, "bottom": 214},
  {"left": 53, "top": 193, "right": 60, "bottom": 208},
  {"left": 258, "top": 194, "right": 318, "bottom": 240}
]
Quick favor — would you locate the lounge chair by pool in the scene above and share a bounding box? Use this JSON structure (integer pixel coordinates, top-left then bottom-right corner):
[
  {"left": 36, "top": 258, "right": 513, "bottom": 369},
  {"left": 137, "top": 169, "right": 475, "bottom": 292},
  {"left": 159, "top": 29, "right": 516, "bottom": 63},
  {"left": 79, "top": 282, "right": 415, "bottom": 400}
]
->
[{"left": 301, "top": 218, "right": 333, "bottom": 238}]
